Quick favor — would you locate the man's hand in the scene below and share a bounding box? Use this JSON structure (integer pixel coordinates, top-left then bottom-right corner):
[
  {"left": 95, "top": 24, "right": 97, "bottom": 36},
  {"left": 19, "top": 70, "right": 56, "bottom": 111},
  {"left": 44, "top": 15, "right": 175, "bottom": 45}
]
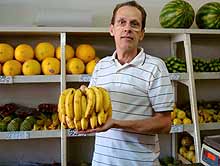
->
[{"left": 77, "top": 117, "right": 114, "bottom": 134}]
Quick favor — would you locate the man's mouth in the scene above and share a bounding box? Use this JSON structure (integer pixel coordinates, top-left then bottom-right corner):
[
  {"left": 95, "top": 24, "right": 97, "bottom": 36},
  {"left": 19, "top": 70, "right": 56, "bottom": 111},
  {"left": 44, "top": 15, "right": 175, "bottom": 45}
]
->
[{"left": 121, "top": 36, "right": 133, "bottom": 40}]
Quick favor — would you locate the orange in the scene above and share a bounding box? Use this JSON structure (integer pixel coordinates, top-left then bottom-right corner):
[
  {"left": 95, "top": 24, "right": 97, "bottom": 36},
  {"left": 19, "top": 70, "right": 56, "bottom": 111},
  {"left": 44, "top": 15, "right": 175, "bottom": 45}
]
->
[
  {"left": 22, "top": 59, "right": 41, "bottom": 75},
  {"left": 0, "top": 43, "right": 14, "bottom": 63},
  {"left": 41, "top": 57, "right": 60, "bottom": 75},
  {"left": 76, "top": 44, "right": 96, "bottom": 63},
  {"left": 86, "top": 57, "right": 99, "bottom": 74},
  {"left": 56, "top": 44, "right": 74, "bottom": 61},
  {"left": 15, "top": 44, "right": 34, "bottom": 63},
  {"left": 3, "top": 60, "right": 22, "bottom": 76},
  {"left": 35, "top": 42, "right": 55, "bottom": 61},
  {"left": 66, "top": 58, "right": 85, "bottom": 74}
]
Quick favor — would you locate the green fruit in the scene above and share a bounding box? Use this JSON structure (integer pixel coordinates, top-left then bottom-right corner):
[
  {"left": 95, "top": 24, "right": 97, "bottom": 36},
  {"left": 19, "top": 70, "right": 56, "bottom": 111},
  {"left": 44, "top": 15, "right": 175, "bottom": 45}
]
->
[
  {"left": 2, "top": 116, "right": 13, "bottom": 124},
  {"left": 0, "top": 121, "right": 7, "bottom": 131},
  {"left": 160, "top": 0, "right": 195, "bottom": 28},
  {"left": 25, "top": 116, "right": 36, "bottom": 125},
  {"left": 196, "top": 2, "right": 220, "bottom": 29},
  {"left": 7, "top": 118, "right": 22, "bottom": 131},
  {"left": 20, "top": 119, "right": 33, "bottom": 131}
]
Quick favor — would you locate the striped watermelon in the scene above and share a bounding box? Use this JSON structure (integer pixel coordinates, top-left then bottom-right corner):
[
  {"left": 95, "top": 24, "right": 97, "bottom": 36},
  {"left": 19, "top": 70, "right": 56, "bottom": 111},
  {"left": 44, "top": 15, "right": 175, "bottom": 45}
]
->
[
  {"left": 196, "top": 2, "right": 220, "bottom": 29},
  {"left": 159, "top": 0, "right": 195, "bottom": 28}
]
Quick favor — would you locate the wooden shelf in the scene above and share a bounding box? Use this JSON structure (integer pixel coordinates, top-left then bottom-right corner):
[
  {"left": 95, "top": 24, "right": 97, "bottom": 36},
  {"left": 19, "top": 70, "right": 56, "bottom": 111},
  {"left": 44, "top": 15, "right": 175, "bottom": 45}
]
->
[
  {"left": 0, "top": 129, "right": 94, "bottom": 140},
  {"left": 171, "top": 122, "right": 220, "bottom": 134}
]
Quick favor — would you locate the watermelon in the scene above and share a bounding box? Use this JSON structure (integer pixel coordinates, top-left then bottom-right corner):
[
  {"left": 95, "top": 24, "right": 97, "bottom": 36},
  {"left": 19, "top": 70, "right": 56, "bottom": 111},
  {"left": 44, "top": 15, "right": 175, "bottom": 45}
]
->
[
  {"left": 196, "top": 2, "right": 220, "bottom": 29},
  {"left": 159, "top": 0, "right": 195, "bottom": 28}
]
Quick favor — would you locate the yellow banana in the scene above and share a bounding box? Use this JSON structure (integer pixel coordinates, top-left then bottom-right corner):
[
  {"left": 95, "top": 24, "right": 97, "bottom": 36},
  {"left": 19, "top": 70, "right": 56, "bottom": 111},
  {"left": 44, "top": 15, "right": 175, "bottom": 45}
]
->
[
  {"left": 97, "top": 109, "right": 106, "bottom": 126},
  {"left": 85, "top": 87, "right": 95, "bottom": 118},
  {"left": 65, "top": 89, "right": 75, "bottom": 119},
  {"left": 32, "top": 124, "right": 41, "bottom": 131},
  {"left": 81, "top": 94, "right": 89, "bottom": 130},
  {"left": 81, "top": 95, "right": 87, "bottom": 118},
  {"left": 106, "top": 104, "right": 112, "bottom": 118},
  {"left": 90, "top": 86, "right": 103, "bottom": 113},
  {"left": 36, "top": 119, "right": 45, "bottom": 126},
  {"left": 58, "top": 88, "right": 75, "bottom": 120},
  {"left": 52, "top": 112, "right": 59, "bottom": 126},
  {"left": 74, "top": 89, "right": 82, "bottom": 121},
  {"left": 90, "top": 112, "right": 98, "bottom": 129},
  {"left": 58, "top": 88, "right": 75, "bottom": 126},
  {"left": 81, "top": 118, "right": 89, "bottom": 130},
  {"left": 74, "top": 118, "right": 82, "bottom": 130},
  {"left": 98, "top": 87, "right": 111, "bottom": 112},
  {"left": 66, "top": 116, "right": 75, "bottom": 129}
]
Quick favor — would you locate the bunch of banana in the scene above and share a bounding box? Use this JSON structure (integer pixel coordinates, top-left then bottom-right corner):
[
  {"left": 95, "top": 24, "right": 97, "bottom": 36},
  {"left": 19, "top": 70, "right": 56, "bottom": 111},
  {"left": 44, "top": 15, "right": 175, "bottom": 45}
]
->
[
  {"left": 32, "top": 112, "right": 60, "bottom": 131},
  {"left": 57, "top": 86, "right": 112, "bottom": 130}
]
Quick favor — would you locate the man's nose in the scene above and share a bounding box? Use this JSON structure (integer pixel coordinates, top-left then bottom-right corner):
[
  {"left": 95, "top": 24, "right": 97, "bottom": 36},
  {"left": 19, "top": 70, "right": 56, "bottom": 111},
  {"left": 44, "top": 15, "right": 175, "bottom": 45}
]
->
[{"left": 124, "top": 23, "right": 132, "bottom": 31}]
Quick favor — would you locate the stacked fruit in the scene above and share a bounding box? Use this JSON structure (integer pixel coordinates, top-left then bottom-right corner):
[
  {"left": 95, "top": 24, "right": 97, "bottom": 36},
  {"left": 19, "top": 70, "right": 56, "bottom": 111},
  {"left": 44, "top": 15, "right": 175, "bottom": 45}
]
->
[
  {"left": 192, "top": 58, "right": 209, "bottom": 72},
  {"left": 0, "top": 103, "right": 60, "bottom": 131},
  {"left": 165, "top": 56, "right": 220, "bottom": 73},
  {"left": 0, "top": 43, "right": 99, "bottom": 76},
  {"left": 208, "top": 58, "right": 220, "bottom": 72},
  {"left": 192, "top": 58, "right": 220, "bottom": 72},
  {"left": 164, "top": 56, "right": 187, "bottom": 73},
  {"left": 160, "top": 0, "right": 220, "bottom": 29},
  {"left": 58, "top": 86, "right": 112, "bottom": 130},
  {"left": 172, "top": 101, "right": 220, "bottom": 125},
  {"left": 198, "top": 101, "right": 220, "bottom": 123},
  {"left": 66, "top": 44, "right": 99, "bottom": 75},
  {"left": 179, "top": 134, "right": 196, "bottom": 163},
  {"left": 171, "top": 107, "right": 192, "bottom": 125}
]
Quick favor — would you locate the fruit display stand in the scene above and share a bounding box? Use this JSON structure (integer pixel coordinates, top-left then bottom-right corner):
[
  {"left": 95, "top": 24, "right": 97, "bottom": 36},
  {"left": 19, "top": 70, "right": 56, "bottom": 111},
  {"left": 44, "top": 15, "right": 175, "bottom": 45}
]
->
[
  {"left": 169, "top": 30, "right": 220, "bottom": 164},
  {"left": 0, "top": 27, "right": 220, "bottom": 165}
]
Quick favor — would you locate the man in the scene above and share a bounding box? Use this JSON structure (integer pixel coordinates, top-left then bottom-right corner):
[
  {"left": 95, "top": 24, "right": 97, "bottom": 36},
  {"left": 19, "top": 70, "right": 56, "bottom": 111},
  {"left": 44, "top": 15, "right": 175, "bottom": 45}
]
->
[{"left": 81, "top": 1, "right": 174, "bottom": 165}]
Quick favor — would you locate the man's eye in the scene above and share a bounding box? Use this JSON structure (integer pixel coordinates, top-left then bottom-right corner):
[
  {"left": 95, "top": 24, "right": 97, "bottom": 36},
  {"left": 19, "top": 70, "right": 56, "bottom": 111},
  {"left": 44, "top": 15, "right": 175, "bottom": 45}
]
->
[
  {"left": 118, "top": 20, "right": 126, "bottom": 25},
  {"left": 131, "top": 22, "right": 140, "bottom": 28}
]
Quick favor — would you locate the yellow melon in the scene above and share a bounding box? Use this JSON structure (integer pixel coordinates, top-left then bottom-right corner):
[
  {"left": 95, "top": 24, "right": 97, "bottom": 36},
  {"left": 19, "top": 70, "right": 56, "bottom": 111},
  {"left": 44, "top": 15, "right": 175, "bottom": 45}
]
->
[
  {"left": 0, "top": 43, "right": 14, "bottom": 63},
  {"left": 22, "top": 59, "right": 41, "bottom": 75},
  {"left": 66, "top": 58, "right": 85, "bottom": 74},
  {"left": 15, "top": 44, "right": 34, "bottom": 63},
  {"left": 3, "top": 60, "right": 22, "bottom": 76},
  {"left": 56, "top": 44, "right": 74, "bottom": 61},
  {"left": 76, "top": 44, "right": 96, "bottom": 63},
  {"left": 86, "top": 57, "right": 99, "bottom": 74},
  {"left": 41, "top": 57, "right": 60, "bottom": 75},
  {"left": 35, "top": 42, "right": 55, "bottom": 61}
]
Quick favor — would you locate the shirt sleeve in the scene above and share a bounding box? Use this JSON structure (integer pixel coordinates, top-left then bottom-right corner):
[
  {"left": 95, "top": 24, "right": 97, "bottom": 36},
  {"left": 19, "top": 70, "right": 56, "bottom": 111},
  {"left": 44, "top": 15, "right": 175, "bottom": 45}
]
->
[{"left": 148, "top": 60, "right": 174, "bottom": 112}]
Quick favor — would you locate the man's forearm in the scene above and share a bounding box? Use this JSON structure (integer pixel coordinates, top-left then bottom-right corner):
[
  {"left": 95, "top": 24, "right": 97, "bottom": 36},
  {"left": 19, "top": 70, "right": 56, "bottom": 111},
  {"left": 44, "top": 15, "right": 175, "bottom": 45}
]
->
[{"left": 112, "top": 112, "right": 171, "bottom": 134}]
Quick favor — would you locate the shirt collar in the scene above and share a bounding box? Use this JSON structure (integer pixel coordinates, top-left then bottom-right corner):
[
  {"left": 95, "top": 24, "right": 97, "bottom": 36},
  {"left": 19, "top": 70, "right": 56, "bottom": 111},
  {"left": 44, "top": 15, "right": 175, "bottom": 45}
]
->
[{"left": 110, "top": 48, "right": 146, "bottom": 66}]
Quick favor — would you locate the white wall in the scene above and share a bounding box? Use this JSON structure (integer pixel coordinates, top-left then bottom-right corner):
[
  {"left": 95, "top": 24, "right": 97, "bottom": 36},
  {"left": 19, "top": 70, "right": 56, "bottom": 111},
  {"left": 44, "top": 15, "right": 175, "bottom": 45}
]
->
[{"left": 0, "top": 0, "right": 216, "bottom": 28}]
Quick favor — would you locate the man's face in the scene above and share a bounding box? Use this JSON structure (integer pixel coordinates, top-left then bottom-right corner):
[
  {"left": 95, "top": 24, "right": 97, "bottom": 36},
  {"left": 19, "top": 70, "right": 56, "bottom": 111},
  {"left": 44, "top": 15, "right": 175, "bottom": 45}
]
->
[{"left": 110, "top": 6, "right": 145, "bottom": 52}]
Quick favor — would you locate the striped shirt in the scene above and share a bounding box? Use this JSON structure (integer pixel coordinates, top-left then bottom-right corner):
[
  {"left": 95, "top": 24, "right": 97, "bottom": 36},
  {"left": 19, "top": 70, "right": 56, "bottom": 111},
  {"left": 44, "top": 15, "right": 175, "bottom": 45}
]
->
[{"left": 89, "top": 48, "right": 174, "bottom": 166}]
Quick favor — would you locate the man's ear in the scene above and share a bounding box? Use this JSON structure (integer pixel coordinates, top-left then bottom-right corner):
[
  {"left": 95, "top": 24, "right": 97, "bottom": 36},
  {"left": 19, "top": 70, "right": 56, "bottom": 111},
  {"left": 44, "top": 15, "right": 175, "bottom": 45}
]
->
[
  {"left": 139, "top": 29, "right": 145, "bottom": 41},
  {"left": 109, "top": 24, "right": 114, "bottom": 36}
]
